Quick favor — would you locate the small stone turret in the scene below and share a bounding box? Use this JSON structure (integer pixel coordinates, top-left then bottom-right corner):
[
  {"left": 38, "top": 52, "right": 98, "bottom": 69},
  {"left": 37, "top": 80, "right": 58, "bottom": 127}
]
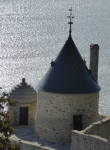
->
[
  {"left": 9, "top": 78, "right": 37, "bottom": 126},
  {"left": 90, "top": 44, "right": 99, "bottom": 82}
]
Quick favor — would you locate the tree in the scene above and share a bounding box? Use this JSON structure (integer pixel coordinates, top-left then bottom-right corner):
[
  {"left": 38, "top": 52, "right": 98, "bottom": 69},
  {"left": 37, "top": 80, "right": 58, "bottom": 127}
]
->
[{"left": 0, "top": 92, "right": 20, "bottom": 150}]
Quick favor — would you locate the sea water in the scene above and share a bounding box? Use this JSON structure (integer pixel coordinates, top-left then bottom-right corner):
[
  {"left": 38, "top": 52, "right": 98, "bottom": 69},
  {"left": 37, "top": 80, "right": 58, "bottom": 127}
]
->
[{"left": 0, "top": 0, "right": 110, "bottom": 114}]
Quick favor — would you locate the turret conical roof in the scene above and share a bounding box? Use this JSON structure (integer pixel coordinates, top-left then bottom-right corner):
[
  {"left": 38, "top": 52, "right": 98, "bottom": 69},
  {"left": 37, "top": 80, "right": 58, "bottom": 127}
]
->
[{"left": 37, "top": 35, "right": 101, "bottom": 94}]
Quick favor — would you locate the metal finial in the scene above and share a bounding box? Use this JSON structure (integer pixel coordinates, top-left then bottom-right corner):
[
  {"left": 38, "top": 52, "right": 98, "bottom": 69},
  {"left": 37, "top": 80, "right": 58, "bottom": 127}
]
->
[
  {"left": 50, "top": 59, "right": 55, "bottom": 67},
  {"left": 22, "top": 78, "right": 25, "bottom": 83},
  {"left": 67, "top": 7, "right": 75, "bottom": 35}
]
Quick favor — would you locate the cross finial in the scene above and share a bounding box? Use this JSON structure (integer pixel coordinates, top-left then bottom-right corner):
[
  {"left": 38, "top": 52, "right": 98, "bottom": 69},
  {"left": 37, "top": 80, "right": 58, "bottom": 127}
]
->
[{"left": 67, "top": 7, "right": 75, "bottom": 36}]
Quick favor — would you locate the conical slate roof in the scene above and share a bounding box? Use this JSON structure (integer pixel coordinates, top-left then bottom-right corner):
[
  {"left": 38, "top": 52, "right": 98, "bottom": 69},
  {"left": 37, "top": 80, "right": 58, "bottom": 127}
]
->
[
  {"left": 9, "top": 78, "right": 37, "bottom": 103},
  {"left": 37, "top": 35, "right": 101, "bottom": 94}
]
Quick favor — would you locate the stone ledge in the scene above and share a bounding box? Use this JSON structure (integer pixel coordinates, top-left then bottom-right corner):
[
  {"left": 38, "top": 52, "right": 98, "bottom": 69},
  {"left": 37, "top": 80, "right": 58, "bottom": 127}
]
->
[{"left": 1, "top": 126, "right": 71, "bottom": 150}]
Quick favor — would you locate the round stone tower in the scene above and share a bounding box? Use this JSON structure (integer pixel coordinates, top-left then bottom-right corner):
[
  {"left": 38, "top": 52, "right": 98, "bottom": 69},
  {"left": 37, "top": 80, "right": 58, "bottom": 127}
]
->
[
  {"left": 34, "top": 11, "right": 101, "bottom": 143},
  {"left": 34, "top": 35, "right": 101, "bottom": 143},
  {"left": 9, "top": 78, "right": 37, "bottom": 126}
]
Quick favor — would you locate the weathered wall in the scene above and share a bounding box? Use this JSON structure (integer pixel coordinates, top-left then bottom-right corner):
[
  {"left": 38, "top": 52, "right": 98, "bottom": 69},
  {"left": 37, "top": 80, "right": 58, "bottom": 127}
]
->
[
  {"left": 10, "top": 139, "right": 52, "bottom": 150},
  {"left": 71, "top": 130, "right": 107, "bottom": 150},
  {"left": 71, "top": 116, "right": 110, "bottom": 150},
  {"left": 84, "top": 116, "right": 110, "bottom": 139},
  {"left": 9, "top": 133, "right": 110, "bottom": 150},
  {"left": 9, "top": 102, "right": 37, "bottom": 126},
  {"left": 35, "top": 90, "right": 99, "bottom": 143},
  {"left": 8, "top": 79, "right": 37, "bottom": 126},
  {"left": 99, "top": 114, "right": 107, "bottom": 120},
  {"left": 106, "top": 137, "right": 110, "bottom": 150}
]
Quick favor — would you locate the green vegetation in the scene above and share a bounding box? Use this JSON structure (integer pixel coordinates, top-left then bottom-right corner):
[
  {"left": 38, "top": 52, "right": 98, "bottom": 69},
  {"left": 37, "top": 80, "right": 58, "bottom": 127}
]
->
[{"left": 0, "top": 92, "right": 20, "bottom": 150}]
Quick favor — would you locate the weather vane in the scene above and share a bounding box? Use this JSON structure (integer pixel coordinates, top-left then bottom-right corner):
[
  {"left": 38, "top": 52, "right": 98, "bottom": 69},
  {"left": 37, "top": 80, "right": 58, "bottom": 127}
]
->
[{"left": 67, "top": 7, "right": 75, "bottom": 35}]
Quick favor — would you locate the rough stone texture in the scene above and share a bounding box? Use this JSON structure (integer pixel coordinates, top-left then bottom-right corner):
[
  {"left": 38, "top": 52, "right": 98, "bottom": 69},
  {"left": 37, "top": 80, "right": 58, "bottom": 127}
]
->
[
  {"left": 99, "top": 114, "right": 108, "bottom": 120},
  {"left": 84, "top": 115, "right": 110, "bottom": 139},
  {"left": 106, "top": 137, "right": 110, "bottom": 150},
  {"left": 90, "top": 44, "right": 99, "bottom": 82},
  {"left": 1, "top": 126, "right": 70, "bottom": 150},
  {"left": 10, "top": 139, "right": 70, "bottom": 150},
  {"left": 71, "top": 115, "right": 110, "bottom": 150},
  {"left": 9, "top": 102, "right": 37, "bottom": 126},
  {"left": 35, "top": 90, "right": 99, "bottom": 143},
  {"left": 71, "top": 130, "right": 107, "bottom": 150},
  {"left": 8, "top": 79, "right": 37, "bottom": 126}
]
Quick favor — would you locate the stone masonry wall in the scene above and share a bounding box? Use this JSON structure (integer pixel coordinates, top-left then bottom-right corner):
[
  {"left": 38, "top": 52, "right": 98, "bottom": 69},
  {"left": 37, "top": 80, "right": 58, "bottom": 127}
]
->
[
  {"left": 84, "top": 115, "right": 110, "bottom": 139},
  {"left": 71, "top": 116, "right": 110, "bottom": 150},
  {"left": 34, "top": 90, "right": 99, "bottom": 143},
  {"left": 9, "top": 102, "right": 37, "bottom": 126},
  {"left": 10, "top": 139, "right": 50, "bottom": 150},
  {"left": 99, "top": 114, "right": 107, "bottom": 120},
  {"left": 71, "top": 130, "right": 107, "bottom": 150}
]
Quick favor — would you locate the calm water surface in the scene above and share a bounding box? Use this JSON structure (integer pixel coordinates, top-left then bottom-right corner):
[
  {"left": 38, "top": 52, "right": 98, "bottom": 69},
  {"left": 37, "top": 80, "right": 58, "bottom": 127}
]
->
[{"left": 0, "top": 0, "right": 110, "bottom": 114}]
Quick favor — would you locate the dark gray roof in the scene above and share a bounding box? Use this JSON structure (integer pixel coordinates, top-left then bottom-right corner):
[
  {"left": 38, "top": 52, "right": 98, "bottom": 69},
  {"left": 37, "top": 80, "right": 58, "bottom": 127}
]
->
[{"left": 37, "top": 35, "right": 101, "bottom": 94}]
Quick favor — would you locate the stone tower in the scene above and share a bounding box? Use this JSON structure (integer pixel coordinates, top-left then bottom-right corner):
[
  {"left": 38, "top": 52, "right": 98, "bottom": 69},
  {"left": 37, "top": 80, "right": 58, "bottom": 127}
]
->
[
  {"left": 34, "top": 10, "right": 101, "bottom": 143},
  {"left": 9, "top": 78, "right": 37, "bottom": 126},
  {"left": 90, "top": 44, "right": 99, "bottom": 82}
]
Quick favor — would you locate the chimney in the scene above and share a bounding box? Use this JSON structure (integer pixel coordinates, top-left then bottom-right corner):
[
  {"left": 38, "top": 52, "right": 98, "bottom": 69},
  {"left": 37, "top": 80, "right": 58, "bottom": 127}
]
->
[{"left": 90, "top": 44, "right": 99, "bottom": 82}]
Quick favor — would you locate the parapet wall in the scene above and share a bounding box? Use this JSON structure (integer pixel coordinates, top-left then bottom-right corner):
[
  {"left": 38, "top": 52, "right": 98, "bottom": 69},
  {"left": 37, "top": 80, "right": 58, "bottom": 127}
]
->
[
  {"left": 99, "top": 113, "right": 107, "bottom": 120},
  {"left": 84, "top": 115, "right": 110, "bottom": 139},
  {"left": 71, "top": 115, "right": 110, "bottom": 150},
  {"left": 71, "top": 130, "right": 108, "bottom": 150},
  {"left": 10, "top": 139, "right": 48, "bottom": 150}
]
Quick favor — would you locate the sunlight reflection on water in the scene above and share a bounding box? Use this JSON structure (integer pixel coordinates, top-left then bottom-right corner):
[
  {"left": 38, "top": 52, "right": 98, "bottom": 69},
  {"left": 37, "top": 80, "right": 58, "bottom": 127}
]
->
[{"left": 0, "top": 0, "right": 110, "bottom": 115}]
